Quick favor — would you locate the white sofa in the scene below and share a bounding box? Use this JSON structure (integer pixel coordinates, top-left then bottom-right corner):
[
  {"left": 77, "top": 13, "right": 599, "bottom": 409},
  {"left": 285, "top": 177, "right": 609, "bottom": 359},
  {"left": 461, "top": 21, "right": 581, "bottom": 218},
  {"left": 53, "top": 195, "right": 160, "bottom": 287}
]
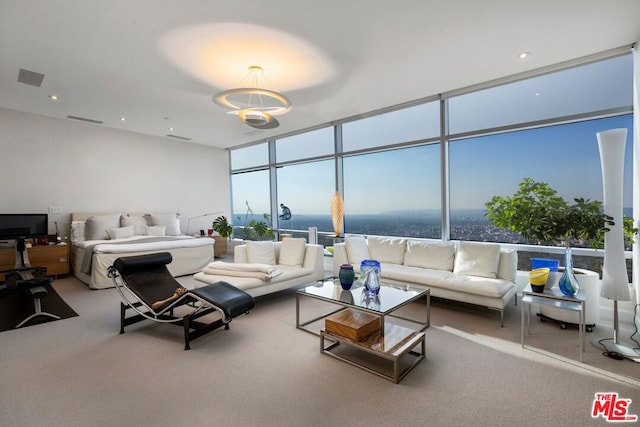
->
[
  {"left": 332, "top": 236, "right": 518, "bottom": 325},
  {"left": 193, "top": 239, "right": 325, "bottom": 298}
]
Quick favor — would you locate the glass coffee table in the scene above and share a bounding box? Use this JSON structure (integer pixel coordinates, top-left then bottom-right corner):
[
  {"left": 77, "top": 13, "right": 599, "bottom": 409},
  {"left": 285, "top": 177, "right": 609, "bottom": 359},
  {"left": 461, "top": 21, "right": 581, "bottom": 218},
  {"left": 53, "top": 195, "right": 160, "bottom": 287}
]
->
[{"left": 296, "top": 279, "right": 430, "bottom": 383}]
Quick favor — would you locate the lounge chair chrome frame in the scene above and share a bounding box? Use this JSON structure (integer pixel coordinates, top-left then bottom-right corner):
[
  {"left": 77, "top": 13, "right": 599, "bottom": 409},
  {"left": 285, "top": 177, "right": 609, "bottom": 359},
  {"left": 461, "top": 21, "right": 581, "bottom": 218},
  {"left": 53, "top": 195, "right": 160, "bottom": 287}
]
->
[{"left": 108, "top": 252, "right": 254, "bottom": 350}]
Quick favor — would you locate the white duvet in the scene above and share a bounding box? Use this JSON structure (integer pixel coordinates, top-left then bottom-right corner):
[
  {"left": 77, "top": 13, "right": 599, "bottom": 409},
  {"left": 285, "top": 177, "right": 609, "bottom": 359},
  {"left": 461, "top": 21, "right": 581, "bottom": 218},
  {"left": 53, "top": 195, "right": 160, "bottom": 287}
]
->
[{"left": 74, "top": 235, "right": 213, "bottom": 253}]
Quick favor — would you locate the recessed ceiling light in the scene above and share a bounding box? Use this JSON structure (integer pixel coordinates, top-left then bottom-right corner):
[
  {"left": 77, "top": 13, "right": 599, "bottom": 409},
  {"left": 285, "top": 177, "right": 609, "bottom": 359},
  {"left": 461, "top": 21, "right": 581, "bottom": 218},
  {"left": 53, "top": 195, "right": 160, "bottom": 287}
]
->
[
  {"left": 48, "top": 94, "right": 58, "bottom": 101},
  {"left": 168, "top": 127, "right": 174, "bottom": 131},
  {"left": 519, "top": 52, "right": 530, "bottom": 60},
  {"left": 120, "top": 117, "right": 126, "bottom": 121}
]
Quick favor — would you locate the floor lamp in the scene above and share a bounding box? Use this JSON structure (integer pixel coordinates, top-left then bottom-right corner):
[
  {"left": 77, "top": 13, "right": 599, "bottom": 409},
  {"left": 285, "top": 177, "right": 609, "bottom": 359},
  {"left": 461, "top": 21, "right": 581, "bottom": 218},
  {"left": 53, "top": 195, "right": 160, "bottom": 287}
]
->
[
  {"left": 186, "top": 212, "right": 223, "bottom": 236},
  {"left": 594, "top": 128, "right": 640, "bottom": 361}
]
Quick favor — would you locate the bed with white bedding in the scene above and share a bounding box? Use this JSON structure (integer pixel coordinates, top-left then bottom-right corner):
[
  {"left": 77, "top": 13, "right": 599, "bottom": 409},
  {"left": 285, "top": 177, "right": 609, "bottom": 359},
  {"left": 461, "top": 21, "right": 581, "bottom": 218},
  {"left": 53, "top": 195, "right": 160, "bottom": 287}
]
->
[{"left": 70, "top": 212, "right": 214, "bottom": 289}]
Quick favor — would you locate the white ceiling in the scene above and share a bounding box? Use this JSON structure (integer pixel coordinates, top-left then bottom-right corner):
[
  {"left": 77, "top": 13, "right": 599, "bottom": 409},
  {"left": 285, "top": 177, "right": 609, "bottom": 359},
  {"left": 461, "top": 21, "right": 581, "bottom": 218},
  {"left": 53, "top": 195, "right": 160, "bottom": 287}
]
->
[{"left": 1, "top": 0, "right": 639, "bottom": 149}]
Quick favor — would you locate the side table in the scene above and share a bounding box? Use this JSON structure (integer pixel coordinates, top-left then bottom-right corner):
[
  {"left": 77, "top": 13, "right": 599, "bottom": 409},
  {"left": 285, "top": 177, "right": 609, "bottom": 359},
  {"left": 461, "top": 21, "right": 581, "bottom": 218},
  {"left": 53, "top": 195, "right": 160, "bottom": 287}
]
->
[{"left": 521, "top": 284, "right": 586, "bottom": 362}]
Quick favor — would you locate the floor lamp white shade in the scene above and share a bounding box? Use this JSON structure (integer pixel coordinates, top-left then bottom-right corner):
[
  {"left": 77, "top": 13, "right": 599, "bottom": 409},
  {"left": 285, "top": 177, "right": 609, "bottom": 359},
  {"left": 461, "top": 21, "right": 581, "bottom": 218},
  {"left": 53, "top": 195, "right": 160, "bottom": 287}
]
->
[{"left": 597, "top": 128, "right": 631, "bottom": 302}]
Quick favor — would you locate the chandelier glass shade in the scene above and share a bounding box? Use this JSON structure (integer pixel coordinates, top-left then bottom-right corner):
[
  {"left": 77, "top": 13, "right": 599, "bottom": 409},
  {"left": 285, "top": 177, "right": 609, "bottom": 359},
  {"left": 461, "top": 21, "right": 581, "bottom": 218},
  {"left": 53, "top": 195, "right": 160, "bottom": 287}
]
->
[{"left": 212, "top": 66, "right": 291, "bottom": 129}]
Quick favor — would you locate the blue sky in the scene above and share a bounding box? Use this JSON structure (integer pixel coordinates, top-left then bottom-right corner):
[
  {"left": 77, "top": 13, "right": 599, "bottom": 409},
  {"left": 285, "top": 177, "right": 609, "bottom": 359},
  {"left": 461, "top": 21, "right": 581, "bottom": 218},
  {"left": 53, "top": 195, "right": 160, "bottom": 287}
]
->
[{"left": 449, "top": 115, "right": 634, "bottom": 209}]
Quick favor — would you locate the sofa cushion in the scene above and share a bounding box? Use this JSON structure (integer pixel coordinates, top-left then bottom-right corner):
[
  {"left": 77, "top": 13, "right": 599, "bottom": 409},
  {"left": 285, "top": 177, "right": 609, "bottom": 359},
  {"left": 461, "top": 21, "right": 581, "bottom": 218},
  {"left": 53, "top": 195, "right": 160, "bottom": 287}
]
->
[
  {"left": 453, "top": 241, "right": 501, "bottom": 279},
  {"left": 403, "top": 240, "right": 455, "bottom": 271},
  {"left": 194, "top": 264, "right": 313, "bottom": 292},
  {"left": 382, "top": 264, "right": 513, "bottom": 299},
  {"left": 278, "top": 238, "right": 306, "bottom": 267},
  {"left": 345, "top": 236, "right": 370, "bottom": 268},
  {"left": 497, "top": 249, "right": 517, "bottom": 282},
  {"left": 368, "top": 237, "right": 406, "bottom": 264},
  {"left": 246, "top": 241, "right": 277, "bottom": 265}
]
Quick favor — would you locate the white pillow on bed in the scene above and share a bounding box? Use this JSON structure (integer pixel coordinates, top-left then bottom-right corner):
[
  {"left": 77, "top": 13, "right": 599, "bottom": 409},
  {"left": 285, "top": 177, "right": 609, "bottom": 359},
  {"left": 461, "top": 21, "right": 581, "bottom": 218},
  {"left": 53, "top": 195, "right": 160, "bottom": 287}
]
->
[
  {"left": 107, "top": 226, "right": 134, "bottom": 240},
  {"left": 86, "top": 214, "right": 121, "bottom": 240},
  {"left": 70, "top": 221, "right": 86, "bottom": 243},
  {"left": 120, "top": 215, "right": 148, "bottom": 235},
  {"left": 144, "top": 225, "right": 166, "bottom": 237},
  {"left": 148, "top": 213, "right": 181, "bottom": 236}
]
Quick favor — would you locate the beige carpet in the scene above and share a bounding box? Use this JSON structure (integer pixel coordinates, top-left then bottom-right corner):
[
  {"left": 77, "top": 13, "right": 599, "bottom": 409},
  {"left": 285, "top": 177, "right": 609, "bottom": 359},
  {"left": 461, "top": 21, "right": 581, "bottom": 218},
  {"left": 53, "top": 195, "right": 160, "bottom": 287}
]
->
[{"left": 0, "top": 275, "right": 639, "bottom": 427}]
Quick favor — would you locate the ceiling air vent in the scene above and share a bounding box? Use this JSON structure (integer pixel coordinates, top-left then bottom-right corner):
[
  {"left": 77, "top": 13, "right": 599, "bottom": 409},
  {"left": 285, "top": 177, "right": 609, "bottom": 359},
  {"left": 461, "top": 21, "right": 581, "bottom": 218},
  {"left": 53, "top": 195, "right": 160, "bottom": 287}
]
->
[
  {"left": 17, "top": 68, "right": 45, "bottom": 87},
  {"left": 66, "top": 115, "right": 104, "bottom": 124},
  {"left": 166, "top": 134, "right": 192, "bottom": 141}
]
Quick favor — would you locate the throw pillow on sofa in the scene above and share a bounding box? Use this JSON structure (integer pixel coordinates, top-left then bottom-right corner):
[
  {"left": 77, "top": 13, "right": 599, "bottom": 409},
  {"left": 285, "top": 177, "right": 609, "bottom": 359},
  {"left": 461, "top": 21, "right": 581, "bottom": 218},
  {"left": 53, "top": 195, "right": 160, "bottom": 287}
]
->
[
  {"left": 403, "top": 241, "right": 455, "bottom": 271},
  {"left": 345, "top": 236, "right": 370, "bottom": 268},
  {"left": 246, "top": 241, "right": 277, "bottom": 265},
  {"left": 279, "top": 238, "right": 306, "bottom": 267},
  {"left": 453, "top": 241, "right": 501, "bottom": 279},
  {"left": 496, "top": 249, "right": 518, "bottom": 282},
  {"left": 368, "top": 237, "right": 406, "bottom": 264}
]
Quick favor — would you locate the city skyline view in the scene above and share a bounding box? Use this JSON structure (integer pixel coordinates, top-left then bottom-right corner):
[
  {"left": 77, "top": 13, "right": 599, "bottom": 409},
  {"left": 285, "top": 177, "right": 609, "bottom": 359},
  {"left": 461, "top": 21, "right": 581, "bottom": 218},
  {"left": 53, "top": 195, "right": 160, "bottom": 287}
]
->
[{"left": 233, "top": 114, "right": 633, "bottom": 217}]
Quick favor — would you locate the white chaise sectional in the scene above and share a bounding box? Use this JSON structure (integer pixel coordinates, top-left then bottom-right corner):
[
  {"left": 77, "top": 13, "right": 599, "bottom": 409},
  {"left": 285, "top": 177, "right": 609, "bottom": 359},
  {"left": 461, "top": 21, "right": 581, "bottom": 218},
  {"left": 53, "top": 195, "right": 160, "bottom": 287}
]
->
[
  {"left": 194, "top": 238, "right": 325, "bottom": 297},
  {"left": 332, "top": 236, "right": 518, "bottom": 325}
]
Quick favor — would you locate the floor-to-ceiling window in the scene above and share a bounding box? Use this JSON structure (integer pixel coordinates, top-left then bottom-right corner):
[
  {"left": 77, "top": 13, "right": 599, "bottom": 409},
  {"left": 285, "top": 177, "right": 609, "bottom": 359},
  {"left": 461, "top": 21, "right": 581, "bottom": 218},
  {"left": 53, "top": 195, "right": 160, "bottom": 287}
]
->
[
  {"left": 229, "top": 142, "right": 271, "bottom": 238},
  {"left": 272, "top": 128, "right": 336, "bottom": 243},
  {"left": 340, "top": 102, "right": 441, "bottom": 237},
  {"left": 275, "top": 160, "right": 335, "bottom": 233},
  {"left": 342, "top": 144, "right": 441, "bottom": 238},
  {"left": 228, "top": 49, "right": 634, "bottom": 273},
  {"left": 446, "top": 53, "right": 633, "bottom": 271}
]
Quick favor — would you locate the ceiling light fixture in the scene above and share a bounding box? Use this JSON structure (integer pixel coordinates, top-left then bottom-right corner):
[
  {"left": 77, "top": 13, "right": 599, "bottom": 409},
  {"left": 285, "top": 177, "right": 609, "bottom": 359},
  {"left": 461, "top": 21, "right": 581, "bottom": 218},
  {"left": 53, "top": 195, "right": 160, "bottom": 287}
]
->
[
  {"left": 519, "top": 51, "right": 530, "bottom": 59},
  {"left": 212, "top": 65, "right": 291, "bottom": 129},
  {"left": 48, "top": 94, "right": 58, "bottom": 101}
]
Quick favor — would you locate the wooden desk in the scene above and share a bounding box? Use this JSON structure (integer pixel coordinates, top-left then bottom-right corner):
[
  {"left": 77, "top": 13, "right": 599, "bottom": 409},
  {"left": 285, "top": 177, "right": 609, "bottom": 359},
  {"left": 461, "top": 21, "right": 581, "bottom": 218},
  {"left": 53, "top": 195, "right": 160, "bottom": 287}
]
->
[{"left": 0, "top": 244, "right": 69, "bottom": 280}]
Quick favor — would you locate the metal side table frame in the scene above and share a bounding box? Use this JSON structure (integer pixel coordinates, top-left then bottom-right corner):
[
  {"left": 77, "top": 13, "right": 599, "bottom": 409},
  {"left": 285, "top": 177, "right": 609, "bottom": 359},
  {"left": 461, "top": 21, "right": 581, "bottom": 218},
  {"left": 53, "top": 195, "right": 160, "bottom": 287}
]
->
[{"left": 521, "top": 284, "right": 586, "bottom": 362}]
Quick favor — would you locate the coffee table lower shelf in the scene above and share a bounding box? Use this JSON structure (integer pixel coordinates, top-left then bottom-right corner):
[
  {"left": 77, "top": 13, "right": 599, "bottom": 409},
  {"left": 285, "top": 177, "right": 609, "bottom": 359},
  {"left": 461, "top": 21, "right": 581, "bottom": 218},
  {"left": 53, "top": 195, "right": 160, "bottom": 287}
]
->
[{"left": 320, "top": 323, "right": 425, "bottom": 384}]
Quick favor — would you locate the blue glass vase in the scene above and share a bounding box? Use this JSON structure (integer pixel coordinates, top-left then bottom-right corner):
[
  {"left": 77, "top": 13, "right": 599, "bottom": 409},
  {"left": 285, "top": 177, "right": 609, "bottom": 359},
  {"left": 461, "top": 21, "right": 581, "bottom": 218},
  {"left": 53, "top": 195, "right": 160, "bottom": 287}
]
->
[
  {"left": 558, "top": 247, "right": 580, "bottom": 296},
  {"left": 360, "top": 259, "right": 381, "bottom": 295}
]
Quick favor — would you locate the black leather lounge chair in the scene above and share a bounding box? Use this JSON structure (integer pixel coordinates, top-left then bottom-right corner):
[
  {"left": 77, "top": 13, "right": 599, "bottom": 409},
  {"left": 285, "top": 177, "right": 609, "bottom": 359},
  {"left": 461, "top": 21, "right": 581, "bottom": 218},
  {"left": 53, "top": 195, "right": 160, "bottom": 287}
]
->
[{"left": 108, "top": 252, "right": 255, "bottom": 350}]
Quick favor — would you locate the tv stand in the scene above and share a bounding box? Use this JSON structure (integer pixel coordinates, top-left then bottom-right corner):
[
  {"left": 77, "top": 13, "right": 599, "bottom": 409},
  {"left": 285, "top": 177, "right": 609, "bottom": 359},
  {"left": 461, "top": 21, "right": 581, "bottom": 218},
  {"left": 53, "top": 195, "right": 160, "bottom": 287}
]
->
[{"left": 0, "top": 244, "right": 69, "bottom": 281}]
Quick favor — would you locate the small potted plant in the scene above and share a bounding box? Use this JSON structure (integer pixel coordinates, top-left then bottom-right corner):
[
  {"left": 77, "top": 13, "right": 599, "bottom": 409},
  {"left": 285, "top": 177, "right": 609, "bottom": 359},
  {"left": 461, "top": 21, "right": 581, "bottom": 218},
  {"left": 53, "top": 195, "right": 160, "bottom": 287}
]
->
[{"left": 211, "top": 215, "right": 233, "bottom": 257}]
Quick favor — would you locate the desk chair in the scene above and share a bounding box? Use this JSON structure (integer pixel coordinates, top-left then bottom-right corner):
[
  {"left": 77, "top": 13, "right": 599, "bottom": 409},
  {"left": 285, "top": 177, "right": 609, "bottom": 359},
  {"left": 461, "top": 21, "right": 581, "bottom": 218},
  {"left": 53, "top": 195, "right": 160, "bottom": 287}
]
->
[{"left": 4, "top": 267, "right": 60, "bottom": 328}]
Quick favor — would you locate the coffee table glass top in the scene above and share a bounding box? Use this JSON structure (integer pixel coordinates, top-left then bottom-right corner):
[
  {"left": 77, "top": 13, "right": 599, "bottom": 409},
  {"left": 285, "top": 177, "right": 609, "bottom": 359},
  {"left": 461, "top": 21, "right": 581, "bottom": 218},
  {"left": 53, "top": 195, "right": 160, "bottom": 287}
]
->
[{"left": 298, "top": 278, "right": 427, "bottom": 315}]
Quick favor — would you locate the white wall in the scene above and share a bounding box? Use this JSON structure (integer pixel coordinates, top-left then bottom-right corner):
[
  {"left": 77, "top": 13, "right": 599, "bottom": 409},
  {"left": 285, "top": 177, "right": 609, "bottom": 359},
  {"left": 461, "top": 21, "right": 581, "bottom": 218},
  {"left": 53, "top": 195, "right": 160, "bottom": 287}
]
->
[{"left": 0, "top": 108, "right": 230, "bottom": 238}]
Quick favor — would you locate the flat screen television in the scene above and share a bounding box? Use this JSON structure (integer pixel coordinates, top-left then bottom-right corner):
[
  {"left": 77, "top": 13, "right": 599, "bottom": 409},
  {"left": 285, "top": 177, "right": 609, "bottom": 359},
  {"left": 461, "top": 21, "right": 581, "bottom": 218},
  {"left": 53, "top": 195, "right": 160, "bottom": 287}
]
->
[{"left": 0, "top": 213, "right": 49, "bottom": 240}]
